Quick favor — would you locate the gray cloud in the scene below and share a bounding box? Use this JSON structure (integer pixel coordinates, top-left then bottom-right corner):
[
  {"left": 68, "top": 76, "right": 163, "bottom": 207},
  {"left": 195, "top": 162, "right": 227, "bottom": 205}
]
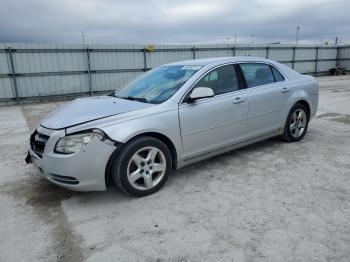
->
[{"left": 0, "top": 0, "right": 349, "bottom": 44}]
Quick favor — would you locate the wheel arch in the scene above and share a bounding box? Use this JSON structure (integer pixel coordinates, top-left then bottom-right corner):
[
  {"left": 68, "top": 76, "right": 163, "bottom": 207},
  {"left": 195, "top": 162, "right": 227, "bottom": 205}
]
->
[
  {"left": 286, "top": 85, "right": 314, "bottom": 120},
  {"left": 105, "top": 131, "right": 178, "bottom": 187},
  {"left": 281, "top": 99, "right": 311, "bottom": 142},
  {"left": 294, "top": 99, "right": 311, "bottom": 118},
  {"left": 130, "top": 132, "right": 178, "bottom": 170}
]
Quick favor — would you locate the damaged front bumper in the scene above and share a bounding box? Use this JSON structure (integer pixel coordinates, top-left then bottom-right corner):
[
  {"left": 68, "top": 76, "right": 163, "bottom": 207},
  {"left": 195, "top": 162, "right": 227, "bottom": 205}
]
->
[{"left": 26, "top": 126, "right": 118, "bottom": 192}]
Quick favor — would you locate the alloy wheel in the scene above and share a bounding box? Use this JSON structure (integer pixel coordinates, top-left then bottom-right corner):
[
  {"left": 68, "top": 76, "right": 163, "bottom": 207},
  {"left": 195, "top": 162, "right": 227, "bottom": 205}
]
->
[
  {"left": 290, "top": 109, "right": 307, "bottom": 138},
  {"left": 127, "top": 146, "right": 167, "bottom": 190}
]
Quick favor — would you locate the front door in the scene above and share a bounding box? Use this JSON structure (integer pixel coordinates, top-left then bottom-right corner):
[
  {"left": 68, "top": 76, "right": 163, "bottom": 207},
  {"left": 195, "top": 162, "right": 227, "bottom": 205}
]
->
[{"left": 179, "top": 64, "right": 248, "bottom": 159}]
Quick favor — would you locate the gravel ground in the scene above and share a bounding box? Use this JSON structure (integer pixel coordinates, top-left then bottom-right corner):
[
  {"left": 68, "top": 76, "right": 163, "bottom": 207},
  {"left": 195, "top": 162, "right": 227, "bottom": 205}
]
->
[{"left": 0, "top": 75, "right": 349, "bottom": 262}]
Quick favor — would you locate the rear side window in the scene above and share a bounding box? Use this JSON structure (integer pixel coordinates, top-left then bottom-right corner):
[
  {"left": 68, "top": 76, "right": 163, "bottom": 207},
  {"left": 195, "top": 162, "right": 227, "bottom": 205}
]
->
[
  {"left": 194, "top": 65, "right": 239, "bottom": 95},
  {"left": 240, "top": 63, "right": 275, "bottom": 88},
  {"left": 271, "top": 66, "right": 285, "bottom": 82}
]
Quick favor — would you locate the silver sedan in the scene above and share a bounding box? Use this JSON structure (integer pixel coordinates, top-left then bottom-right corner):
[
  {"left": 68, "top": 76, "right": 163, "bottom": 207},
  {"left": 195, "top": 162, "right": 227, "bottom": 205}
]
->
[{"left": 26, "top": 56, "right": 319, "bottom": 196}]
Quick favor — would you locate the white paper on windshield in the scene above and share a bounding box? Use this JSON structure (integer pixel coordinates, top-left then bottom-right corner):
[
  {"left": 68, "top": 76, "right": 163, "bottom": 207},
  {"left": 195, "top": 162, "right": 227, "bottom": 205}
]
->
[{"left": 181, "top": 65, "right": 202, "bottom": 71}]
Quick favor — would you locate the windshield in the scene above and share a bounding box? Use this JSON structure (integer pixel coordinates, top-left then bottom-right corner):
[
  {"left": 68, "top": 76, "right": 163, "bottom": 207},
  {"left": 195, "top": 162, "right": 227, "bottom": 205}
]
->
[{"left": 114, "top": 65, "right": 202, "bottom": 104}]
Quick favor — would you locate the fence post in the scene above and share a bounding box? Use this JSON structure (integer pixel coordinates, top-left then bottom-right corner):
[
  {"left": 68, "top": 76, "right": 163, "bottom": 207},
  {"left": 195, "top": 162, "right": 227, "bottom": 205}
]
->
[
  {"left": 266, "top": 46, "right": 270, "bottom": 59},
  {"left": 314, "top": 46, "right": 319, "bottom": 75},
  {"left": 292, "top": 46, "right": 296, "bottom": 69},
  {"left": 85, "top": 47, "right": 93, "bottom": 96},
  {"left": 7, "top": 47, "right": 19, "bottom": 103},
  {"left": 336, "top": 46, "right": 340, "bottom": 67},
  {"left": 192, "top": 46, "right": 196, "bottom": 59},
  {"left": 143, "top": 48, "right": 147, "bottom": 71}
]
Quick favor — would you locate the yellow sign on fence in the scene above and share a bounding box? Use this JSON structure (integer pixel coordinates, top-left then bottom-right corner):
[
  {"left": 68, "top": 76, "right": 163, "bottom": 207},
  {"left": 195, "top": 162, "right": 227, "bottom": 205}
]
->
[{"left": 146, "top": 45, "right": 155, "bottom": 52}]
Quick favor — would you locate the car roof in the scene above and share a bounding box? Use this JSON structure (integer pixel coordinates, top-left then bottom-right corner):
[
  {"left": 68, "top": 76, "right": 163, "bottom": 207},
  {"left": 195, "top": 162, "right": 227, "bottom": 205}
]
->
[{"left": 166, "top": 56, "right": 273, "bottom": 66}]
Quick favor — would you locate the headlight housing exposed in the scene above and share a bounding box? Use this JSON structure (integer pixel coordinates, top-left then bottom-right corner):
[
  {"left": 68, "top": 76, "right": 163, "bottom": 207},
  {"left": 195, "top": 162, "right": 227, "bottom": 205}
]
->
[{"left": 55, "top": 130, "right": 104, "bottom": 154}]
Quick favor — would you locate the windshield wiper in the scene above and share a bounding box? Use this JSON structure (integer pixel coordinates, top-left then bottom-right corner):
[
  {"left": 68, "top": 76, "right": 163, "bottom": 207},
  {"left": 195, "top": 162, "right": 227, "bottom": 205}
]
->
[
  {"left": 113, "top": 94, "right": 149, "bottom": 103},
  {"left": 116, "top": 96, "right": 148, "bottom": 103},
  {"left": 126, "top": 96, "right": 148, "bottom": 103}
]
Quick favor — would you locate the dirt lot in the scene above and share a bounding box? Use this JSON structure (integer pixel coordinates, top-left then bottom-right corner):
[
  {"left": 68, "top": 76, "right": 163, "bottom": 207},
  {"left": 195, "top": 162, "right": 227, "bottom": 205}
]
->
[{"left": 0, "top": 76, "right": 349, "bottom": 262}]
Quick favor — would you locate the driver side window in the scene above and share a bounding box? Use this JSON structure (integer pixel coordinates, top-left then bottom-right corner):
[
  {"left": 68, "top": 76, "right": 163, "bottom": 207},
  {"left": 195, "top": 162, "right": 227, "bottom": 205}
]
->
[{"left": 194, "top": 65, "right": 239, "bottom": 96}]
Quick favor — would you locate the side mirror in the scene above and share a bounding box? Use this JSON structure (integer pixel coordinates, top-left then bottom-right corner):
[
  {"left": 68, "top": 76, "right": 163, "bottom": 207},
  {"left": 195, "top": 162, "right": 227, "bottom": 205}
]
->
[{"left": 188, "top": 87, "right": 214, "bottom": 102}]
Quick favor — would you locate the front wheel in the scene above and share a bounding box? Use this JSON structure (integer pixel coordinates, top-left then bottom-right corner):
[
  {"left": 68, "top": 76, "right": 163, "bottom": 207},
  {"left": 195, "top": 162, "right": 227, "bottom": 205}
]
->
[
  {"left": 111, "top": 136, "right": 172, "bottom": 197},
  {"left": 282, "top": 103, "right": 309, "bottom": 142}
]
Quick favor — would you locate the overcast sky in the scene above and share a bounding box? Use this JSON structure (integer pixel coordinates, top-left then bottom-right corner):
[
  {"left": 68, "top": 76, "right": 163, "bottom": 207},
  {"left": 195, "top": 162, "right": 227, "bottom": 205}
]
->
[{"left": 0, "top": 0, "right": 349, "bottom": 45}]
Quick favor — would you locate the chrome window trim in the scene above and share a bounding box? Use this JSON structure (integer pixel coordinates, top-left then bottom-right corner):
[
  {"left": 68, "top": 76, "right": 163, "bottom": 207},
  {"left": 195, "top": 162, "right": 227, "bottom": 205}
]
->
[{"left": 180, "top": 61, "right": 289, "bottom": 104}]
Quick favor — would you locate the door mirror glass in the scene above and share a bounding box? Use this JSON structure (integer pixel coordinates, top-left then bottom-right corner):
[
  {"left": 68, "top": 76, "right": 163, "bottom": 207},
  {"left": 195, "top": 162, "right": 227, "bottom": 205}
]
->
[{"left": 189, "top": 87, "right": 214, "bottom": 102}]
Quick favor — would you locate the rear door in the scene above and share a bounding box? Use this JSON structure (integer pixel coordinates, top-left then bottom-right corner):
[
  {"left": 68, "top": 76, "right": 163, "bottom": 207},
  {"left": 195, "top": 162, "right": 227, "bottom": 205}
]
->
[
  {"left": 239, "top": 63, "right": 290, "bottom": 139},
  {"left": 179, "top": 64, "right": 248, "bottom": 159}
]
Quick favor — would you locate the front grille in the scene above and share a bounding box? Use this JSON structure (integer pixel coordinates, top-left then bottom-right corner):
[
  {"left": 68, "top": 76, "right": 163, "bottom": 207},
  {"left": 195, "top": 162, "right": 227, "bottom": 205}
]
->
[{"left": 30, "top": 130, "right": 50, "bottom": 158}]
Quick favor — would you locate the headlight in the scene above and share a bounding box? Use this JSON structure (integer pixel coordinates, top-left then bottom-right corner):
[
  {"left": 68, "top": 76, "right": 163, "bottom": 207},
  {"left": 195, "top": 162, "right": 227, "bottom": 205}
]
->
[{"left": 55, "top": 131, "right": 103, "bottom": 154}]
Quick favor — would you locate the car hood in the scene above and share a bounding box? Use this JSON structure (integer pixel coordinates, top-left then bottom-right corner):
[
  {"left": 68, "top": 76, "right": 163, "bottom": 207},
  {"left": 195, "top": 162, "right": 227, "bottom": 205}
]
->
[{"left": 40, "top": 96, "right": 154, "bottom": 129}]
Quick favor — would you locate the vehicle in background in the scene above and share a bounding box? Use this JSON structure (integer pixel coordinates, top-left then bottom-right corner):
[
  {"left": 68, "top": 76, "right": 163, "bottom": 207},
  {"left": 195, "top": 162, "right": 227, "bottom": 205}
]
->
[{"left": 329, "top": 66, "right": 346, "bottom": 75}]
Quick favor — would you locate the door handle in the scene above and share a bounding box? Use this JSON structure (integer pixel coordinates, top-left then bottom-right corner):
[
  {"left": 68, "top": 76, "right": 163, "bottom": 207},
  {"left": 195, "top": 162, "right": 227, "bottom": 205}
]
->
[
  {"left": 232, "top": 97, "right": 245, "bottom": 104},
  {"left": 281, "top": 87, "right": 290, "bottom": 93}
]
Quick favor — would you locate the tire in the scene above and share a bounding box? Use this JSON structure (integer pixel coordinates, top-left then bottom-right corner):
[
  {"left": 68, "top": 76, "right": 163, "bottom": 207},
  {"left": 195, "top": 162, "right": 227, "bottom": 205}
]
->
[
  {"left": 282, "top": 103, "right": 309, "bottom": 142},
  {"left": 111, "top": 136, "right": 172, "bottom": 197}
]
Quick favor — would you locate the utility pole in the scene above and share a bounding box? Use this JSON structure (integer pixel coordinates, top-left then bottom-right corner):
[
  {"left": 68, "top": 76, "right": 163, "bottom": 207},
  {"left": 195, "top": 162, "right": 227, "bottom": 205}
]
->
[
  {"left": 81, "top": 30, "right": 93, "bottom": 96},
  {"left": 81, "top": 31, "right": 86, "bottom": 47},
  {"left": 234, "top": 35, "right": 237, "bottom": 46},
  {"left": 295, "top": 26, "right": 300, "bottom": 45}
]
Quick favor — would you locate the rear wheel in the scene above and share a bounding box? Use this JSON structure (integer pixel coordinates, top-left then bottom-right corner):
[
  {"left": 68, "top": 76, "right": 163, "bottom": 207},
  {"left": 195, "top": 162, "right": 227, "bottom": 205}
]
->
[
  {"left": 282, "top": 103, "right": 309, "bottom": 142},
  {"left": 111, "top": 136, "right": 172, "bottom": 196}
]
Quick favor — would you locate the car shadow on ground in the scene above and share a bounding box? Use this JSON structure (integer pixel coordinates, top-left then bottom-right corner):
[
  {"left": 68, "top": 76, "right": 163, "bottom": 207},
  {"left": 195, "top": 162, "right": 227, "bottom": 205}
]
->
[{"left": 168, "top": 136, "right": 283, "bottom": 186}]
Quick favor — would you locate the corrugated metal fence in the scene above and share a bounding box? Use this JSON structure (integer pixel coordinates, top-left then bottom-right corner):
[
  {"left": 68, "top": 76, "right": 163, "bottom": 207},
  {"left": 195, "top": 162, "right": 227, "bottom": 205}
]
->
[{"left": 1, "top": 43, "right": 350, "bottom": 104}]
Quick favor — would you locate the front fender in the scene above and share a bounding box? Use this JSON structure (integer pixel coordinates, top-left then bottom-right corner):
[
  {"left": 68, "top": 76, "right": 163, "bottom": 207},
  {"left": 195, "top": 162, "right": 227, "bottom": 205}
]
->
[{"left": 100, "top": 109, "right": 183, "bottom": 160}]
